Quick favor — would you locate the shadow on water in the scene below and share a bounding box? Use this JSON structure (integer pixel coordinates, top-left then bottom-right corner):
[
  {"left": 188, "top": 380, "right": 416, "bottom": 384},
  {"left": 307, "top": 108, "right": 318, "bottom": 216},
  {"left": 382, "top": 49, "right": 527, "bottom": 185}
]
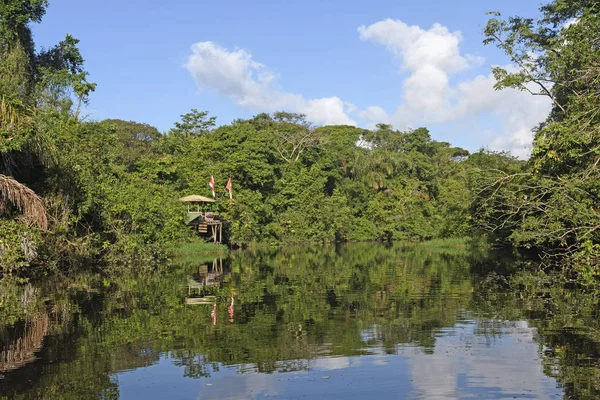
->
[{"left": 0, "top": 242, "right": 599, "bottom": 399}]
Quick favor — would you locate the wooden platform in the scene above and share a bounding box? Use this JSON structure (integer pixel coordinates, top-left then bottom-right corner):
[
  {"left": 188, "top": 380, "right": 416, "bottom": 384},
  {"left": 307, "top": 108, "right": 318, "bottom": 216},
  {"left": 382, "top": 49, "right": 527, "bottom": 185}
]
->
[
  {"left": 181, "top": 259, "right": 225, "bottom": 305},
  {"left": 185, "top": 296, "right": 215, "bottom": 305},
  {"left": 187, "top": 212, "right": 224, "bottom": 244}
]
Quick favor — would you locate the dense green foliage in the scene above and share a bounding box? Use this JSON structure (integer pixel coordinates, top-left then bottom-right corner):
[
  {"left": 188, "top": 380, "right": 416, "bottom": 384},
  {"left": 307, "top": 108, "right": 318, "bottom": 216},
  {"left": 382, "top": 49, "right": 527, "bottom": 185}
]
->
[
  {"left": 0, "top": 0, "right": 510, "bottom": 278},
  {"left": 0, "top": 0, "right": 186, "bottom": 276},
  {"left": 1, "top": 0, "right": 599, "bottom": 397},
  {"left": 1, "top": 0, "right": 598, "bottom": 282},
  {"left": 475, "top": 0, "right": 600, "bottom": 277},
  {"left": 158, "top": 118, "right": 478, "bottom": 245}
]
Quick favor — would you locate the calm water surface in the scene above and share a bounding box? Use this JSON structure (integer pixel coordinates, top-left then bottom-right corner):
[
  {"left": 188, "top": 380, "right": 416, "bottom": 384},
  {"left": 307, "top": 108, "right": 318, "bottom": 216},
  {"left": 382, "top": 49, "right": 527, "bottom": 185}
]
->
[{"left": 1, "top": 243, "right": 599, "bottom": 399}]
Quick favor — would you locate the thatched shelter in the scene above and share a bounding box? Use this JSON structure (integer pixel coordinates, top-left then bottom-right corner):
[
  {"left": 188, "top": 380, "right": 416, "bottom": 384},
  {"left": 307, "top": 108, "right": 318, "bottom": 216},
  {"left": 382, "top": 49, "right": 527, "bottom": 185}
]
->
[
  {"left": 179, "top": 195, "right": 215, "bottom": 203},
  {"left": 179, "top": 194, "right": 224, "bottom": 244}
]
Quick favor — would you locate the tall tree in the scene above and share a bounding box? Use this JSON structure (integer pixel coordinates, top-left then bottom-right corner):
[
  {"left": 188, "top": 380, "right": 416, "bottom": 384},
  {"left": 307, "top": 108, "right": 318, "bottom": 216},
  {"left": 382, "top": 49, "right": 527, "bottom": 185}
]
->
[
  {"left": 0, "top": 1, "right": 95, "bottom": 245},
  {"left": 170, "top": 109, "right": 215, "bottom": 137},
  {"left": 270, "top": 112, "right": 322, "bottom": 163},
  {"left": 477, "top": 0, "right": 600, "bottom": 272}
]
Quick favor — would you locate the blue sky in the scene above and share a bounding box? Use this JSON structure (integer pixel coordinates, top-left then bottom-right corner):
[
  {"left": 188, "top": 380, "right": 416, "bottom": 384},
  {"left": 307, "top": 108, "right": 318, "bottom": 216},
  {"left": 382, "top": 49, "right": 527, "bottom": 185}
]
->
[{"left": 32, "top": 0, "right": 550, "bottom": 157}]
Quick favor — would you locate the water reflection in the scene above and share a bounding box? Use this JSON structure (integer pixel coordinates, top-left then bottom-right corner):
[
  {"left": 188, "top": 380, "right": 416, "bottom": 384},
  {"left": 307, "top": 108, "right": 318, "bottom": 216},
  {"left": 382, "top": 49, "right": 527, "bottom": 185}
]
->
[
  {"left": 0, "top": 314, "right": 48, "bottom": 375},
  {"left": 0, "top": 243, "right": 598, "bottom": 399},
  {"left": 404, "top": 320, "right": 560, "bottom": 399}
]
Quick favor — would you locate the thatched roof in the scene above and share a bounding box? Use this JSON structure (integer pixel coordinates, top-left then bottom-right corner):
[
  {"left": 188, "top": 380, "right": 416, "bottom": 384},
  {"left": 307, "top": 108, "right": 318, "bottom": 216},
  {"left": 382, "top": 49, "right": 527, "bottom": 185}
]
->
[
  {"left": 179, "top": 195, "right": 215, "bottom": 203},
  {"left": 0, "top": 174, "right": 48, "bottom": 230}
]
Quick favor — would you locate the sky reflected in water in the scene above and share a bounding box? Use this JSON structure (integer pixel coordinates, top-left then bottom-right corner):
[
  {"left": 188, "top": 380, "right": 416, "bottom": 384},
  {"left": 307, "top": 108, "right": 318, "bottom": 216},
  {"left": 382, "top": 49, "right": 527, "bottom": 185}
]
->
[{"left": 2, "top": 242, "right": 598, "bottom": 399}]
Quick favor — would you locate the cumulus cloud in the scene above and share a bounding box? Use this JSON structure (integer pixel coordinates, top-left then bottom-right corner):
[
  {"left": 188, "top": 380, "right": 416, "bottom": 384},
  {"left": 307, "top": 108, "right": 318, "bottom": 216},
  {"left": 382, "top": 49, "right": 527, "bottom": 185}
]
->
[
  {"left": 358, "top": 19, "right": 476, "bottom": 125},
  {"left": 455, "top": 71, "right": 551, "bottom": 158},
  {"left": 357, "top": 19, "right": 552, "bottom": 157},
  {"left": 359, "top": 106, "right": 390, "bottom": 127},
  {"left": 186, "top": 20, "right": 551, "bottom": 158},
  {"left": 185, "top": 41, "right": 356, "bottom": 126}
]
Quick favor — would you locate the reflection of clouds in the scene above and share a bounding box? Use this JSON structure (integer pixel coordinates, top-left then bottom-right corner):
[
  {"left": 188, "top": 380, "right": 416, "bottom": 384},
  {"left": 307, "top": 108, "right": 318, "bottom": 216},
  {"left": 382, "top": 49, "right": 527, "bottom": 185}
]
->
[
  {"left": 372, "top": 359, "right": 390, "bottom": 366},
  {"left": 402, "top": 320, "right": 561, "bottom": 399},
  {"left": 310, "top": 356, "right": 352, "bottom": 371},
  {"left": 115, "top": 320, "right": 562, "bottom": 399},
  {"left": 199, "top": 372, "right": 278, "bottom": 400},
  {"left": 410, "top": 351, "right": 458, "bottom": 399}
]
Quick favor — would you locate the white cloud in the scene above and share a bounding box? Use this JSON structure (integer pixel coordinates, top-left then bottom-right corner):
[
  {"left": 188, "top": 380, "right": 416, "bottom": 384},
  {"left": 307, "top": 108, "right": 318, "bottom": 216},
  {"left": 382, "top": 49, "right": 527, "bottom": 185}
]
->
[
  {"left": 185, "top": 41, "right": 356, "bottom": 126},
  {"left": 358, "top": 19, "right": 477, "bottom": 125},
  {"left": 455, "top": 70, "right": 551, "bottom": 158},
  {"left": 359, "top": 106, "right": 390, "bottom": 127},
  {"left": 357, "top": 19, "right": 552, "bottom": 158},
  {"left": 358, "top": 20, "right": 469, "bottom": 73},
  {"left": 186, "top": 20, "right": 552, "bottom": 158},
  {"left": 563, "top": 18, "right": 579, "bottom": 29}
]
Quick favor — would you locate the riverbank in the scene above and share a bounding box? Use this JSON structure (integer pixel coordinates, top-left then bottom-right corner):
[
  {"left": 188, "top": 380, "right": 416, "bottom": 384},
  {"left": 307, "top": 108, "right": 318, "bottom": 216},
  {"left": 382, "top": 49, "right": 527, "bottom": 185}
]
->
[
  {"left": 229, "top": 236, "right": 480, "bottom": 251},
  {"left": 167, "top": 240, "right": 228, "bottom": 265}
]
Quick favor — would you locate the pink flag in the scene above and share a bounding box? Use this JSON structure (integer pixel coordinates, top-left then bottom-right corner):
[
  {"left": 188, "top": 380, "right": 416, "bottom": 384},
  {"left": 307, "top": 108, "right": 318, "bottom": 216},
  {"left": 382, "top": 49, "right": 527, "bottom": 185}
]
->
[
  {"left": 209, "top": 176, "right": 215, "bottom": 199},
  {"left": 225, "top": 178, "right": 233, "bottom": 204}
]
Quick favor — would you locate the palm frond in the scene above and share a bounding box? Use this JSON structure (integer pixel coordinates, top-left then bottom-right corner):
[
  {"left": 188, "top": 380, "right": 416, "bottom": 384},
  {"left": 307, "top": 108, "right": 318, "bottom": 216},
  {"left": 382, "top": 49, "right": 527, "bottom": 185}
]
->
[{"left": 0, "top": 174, "right": 48, "bottom": 230}]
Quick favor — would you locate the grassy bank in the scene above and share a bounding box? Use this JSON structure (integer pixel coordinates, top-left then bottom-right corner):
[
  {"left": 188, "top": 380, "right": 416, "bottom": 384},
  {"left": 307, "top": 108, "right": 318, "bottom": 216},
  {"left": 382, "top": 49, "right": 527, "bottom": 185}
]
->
[
  {"left": 168, "top": 240, "right": 228, "bottom": 265},
  {"left": 391, "top": 236, "right": 491, "bottom": 256},
  {"left": 416, "top": 237, "right": 473, "bottom": 248}
]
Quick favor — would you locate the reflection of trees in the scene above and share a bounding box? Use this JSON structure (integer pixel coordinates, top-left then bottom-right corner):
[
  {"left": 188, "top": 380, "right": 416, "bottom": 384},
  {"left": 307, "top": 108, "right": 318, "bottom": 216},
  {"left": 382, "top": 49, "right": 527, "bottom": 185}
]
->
[
  {"left": 542, "top": 330, "right": 600, "bottom": 400},
  {"left": 472, "top": 270, "right": 600, "bottom": 400},
  {"left": 0, "top": 275, "right": 160, "bottom": 400},
  {"left": 0, "top": 314, "right": 48, "bottom": 374},
  {"left": 2, "top": 243, "right": 600, "bottom": 398},
  {"left": 1, "top": 242, "right": 480, "bottom": 395},
  {"left": 197, "top": 242, "right": 477, "bottom": 367}
]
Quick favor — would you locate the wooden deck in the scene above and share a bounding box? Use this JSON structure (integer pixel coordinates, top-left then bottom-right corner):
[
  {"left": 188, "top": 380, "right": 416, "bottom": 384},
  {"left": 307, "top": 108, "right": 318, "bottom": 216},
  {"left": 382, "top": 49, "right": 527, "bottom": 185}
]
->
[
  {"left": 183, "top": 259, "right": 225, "bottom": 305},
  {"left": 187, "top": 211, "right": 224, "bottom": 244}
]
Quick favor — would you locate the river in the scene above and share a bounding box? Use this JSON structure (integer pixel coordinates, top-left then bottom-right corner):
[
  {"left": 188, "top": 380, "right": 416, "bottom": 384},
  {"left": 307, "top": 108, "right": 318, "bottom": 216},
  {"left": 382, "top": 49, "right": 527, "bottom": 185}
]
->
[{"left": 1, "top": 242, "right": 599, "bottom": 399}]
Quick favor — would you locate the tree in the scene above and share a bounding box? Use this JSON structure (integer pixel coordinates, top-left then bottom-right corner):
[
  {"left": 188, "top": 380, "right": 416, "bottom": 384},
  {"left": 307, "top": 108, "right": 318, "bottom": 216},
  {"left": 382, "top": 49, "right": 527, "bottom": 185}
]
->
[
  {"left": 102, "top": 119, "right": 160, "bottom": 170},
  {"left": 0, "top": 0, "right": 98, "bottom": 273},
  {"left": 170, "top": 109, "right": 215, "bottom": 137},
  {"left": 270, "top": 112, "right": 322, "bottom": 163},
  {"left": 478, "top": 0, "right": 600, "bottom": 273}
]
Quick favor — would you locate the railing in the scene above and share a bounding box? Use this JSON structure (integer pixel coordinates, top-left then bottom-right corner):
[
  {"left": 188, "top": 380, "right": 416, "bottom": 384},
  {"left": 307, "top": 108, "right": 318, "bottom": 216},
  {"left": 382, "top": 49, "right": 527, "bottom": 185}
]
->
[{"left": 186, "top": 211, "right": 221, "bottom": 224}]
